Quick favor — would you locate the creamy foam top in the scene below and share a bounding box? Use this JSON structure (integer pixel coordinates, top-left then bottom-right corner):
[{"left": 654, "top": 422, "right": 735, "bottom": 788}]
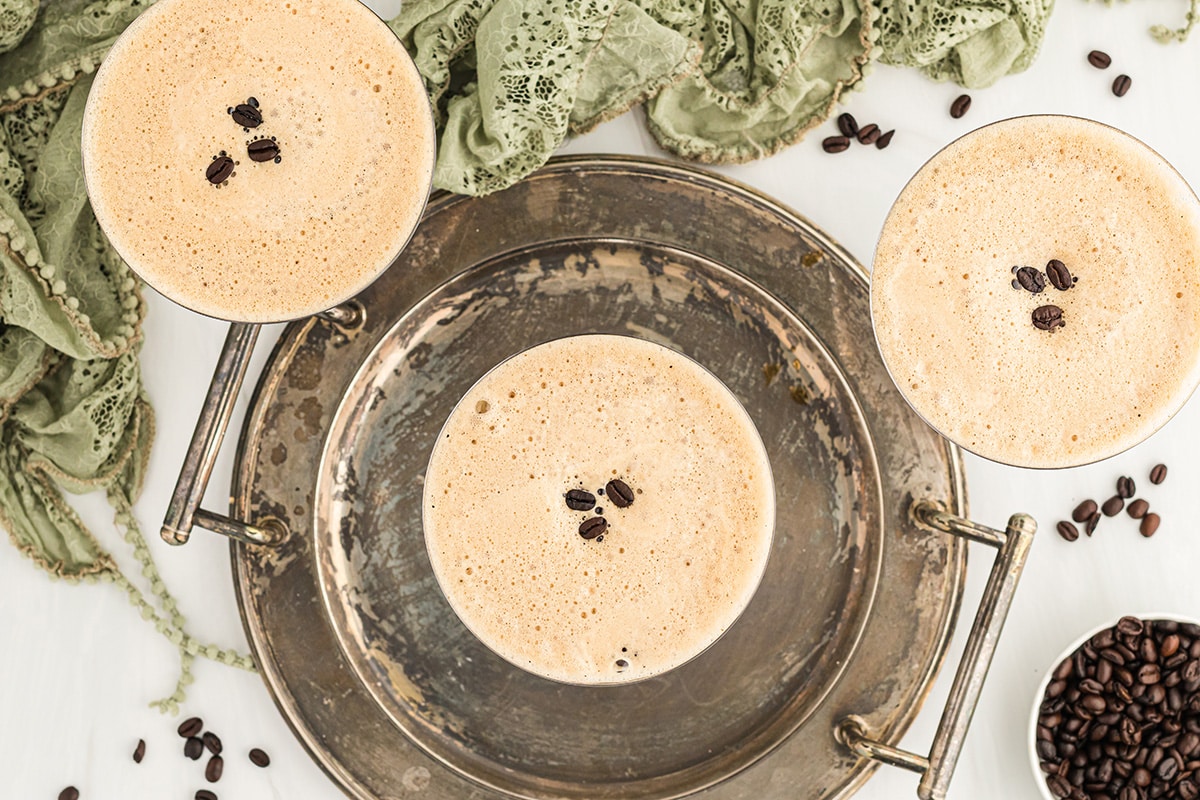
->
[
  {"left": 423, "top": 335, "right": 775, "bottom": 684},
  {"left": 873, "top": 116, "right": 1200, "bottom": 468},
  {"left": 82, "top": 0, "right": 434, "bottom": 322}
]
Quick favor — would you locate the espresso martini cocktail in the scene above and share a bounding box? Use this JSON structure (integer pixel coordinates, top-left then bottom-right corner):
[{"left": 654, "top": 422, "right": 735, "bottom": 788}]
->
[
  {"left": 872, "top": 116, "right": 1200, "bottom": 468},
  {"left": 82, "top": 0, "right": 435, "bottom": 322}
]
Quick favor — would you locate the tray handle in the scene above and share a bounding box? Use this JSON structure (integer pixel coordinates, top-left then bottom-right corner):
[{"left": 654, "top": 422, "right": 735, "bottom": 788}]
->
[
  {"left": 160, "top": 305, "right": 363, "bottom": 547},
  {"left": 836, "top": 500, "right": 1036, "bottom": 800}
]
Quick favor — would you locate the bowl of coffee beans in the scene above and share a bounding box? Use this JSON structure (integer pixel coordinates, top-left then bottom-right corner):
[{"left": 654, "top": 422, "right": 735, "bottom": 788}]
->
[{"left": 1031, "top": 615, "right": 1200, "bottom": 800}]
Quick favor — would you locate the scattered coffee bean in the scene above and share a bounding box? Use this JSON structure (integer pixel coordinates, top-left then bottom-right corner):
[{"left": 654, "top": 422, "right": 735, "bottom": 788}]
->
[
  {"left": 247, "top": 137, "right": 281, "bottom": 162},
  {"left": 205, "top": 156, "right": 235, "bottom": 185},
  {"left": 1088, "top": 49, "right": 1113, "bottom": 69},
  {"left": 579, "top": 517, "right": 608, "bottom": 540},
  {"left": 875, "top": 129, "right": 895, "bottom": 149},
  {"left": 837, "top": 112, "right": 859, "bottom": 138},
  {"left": 1140, "top": 513, "right": 1161, "bottom": 538},
  {"left": 1016, "top": 266, "right": 1047, "bottom": 293},
  {"left": 230, "top": 102, "right": 263, "bottom": 129},
  {"left": 133, "top": 738, "right": 145, "bottom": 763},
  {"left": 1073, "top": 499, "right": 1099, "bottom": 523},
  {"left": 950, "top": 94, "right": 972, "bottom": 119},
  {"left": 206, "top": 755, "right": 224, "bottom": 783},
  {"left": 822, "top": 136, "right": 851, "bottom": 153},
  {"left": 58, "top": 788, "right": 79, "bottom": 800},
  {"left": 857, "top": 123, "right": 881, "bottom": 145},
  {"left": 1032, "top": 304, "right": 1065, "bottom": 331},
  {"left": 1056, "top": 520, "right": 1080, "bottom": 542},
  {"left": 178, "top": 717, "right": 204, "bottom": 738},
  {"left": 1150, "top": 464, "right": 1168, "bottom": 484},
  {"left": 1128, "top": 499, "right": 1150, "bottom": 519},
  {"left": 1103, "top": 495, "right": 1125, "bottom": 516},
  {"left": 249, "top": 748, "right": 271, "bottom": 767},
  {"left": 1113, "top": 74, "right": 1132, "bottom": 97},
  {"left": 1085, "top": 512, "right": 1100, "bottom": 536},
  {"left": 203, "top": 732, "right": 223, "bottom": 755},
  {"left": 1117, "top": 475, "right": 1136, "bottom": 498},
  {"left": 1046, "top": 259, "right": 1073, "bottom": 291},
  {"left": 196, "top": 792, "right": 218, "bottom": 800},
  {"left": 185, "top": 736, "right": 204, "bottom": 760},
  {"left": 565, "top": 489, "right": 596, "bottom": 511},
  {"left": 606, "top": 479, "right": 634, "bottom": 508}
]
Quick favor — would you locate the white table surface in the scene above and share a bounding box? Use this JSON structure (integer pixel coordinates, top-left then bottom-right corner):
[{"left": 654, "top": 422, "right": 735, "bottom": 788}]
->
[{"left": 5, "top": 0, "right": 1200, "bottom": 797}]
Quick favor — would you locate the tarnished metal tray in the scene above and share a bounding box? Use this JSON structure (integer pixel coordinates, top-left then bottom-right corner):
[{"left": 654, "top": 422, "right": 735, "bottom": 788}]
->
[{"left": 224, "top": 157, "right": 1032, "bottom": 800}]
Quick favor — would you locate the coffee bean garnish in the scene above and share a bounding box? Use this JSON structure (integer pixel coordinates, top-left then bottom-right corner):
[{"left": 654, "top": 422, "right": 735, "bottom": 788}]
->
[
  {"left": 1127, "top": 498, "right": 1150, "bottom": 519},
  {"left": 1088, "top": 49, "right": 1113, "bottom": 69},
  {"left": 249, "top": 747, "right": 271, "bottom": 768},
  {"left": 1056, "top": 520, "right": 1080, "bottom": 542},
  {"left": 1113, "top": 74, "right": 1132, "bottom": 97},
  {"left": 1151, "top": 463, "right": 1168, "bottom": 484},
  {"left": 203, "top": 731, "right": 223, "bottom": 755},
  {"left": 1117, "top": 475, "right": 1136, "bottom": 499},
  {"left": 1103, "top": 495, "right": 1125, "bottom": 516},
  {"left": 1032, "top": 304, "right": 1065, "bottom": 331},
  {"left": 822, "top": 136, "right": 851, "bottom": 154},
  {"left": 1140, "top": 513, "right": 1161, "bottom": 537},
  {"left": 950, "top": 94, "right": 972, "bottom": 119},
  {"left": 133, "top": 738, "right": 145, "bottom": 763},
  {"left": 185, "top": 736, "right": 204, "bottom": 760},
  {"left": 230, "top": 102, "right": 263, "bottom": 129},
  {"left": 1015, "top": 266, "right": 1047, "bottom": 293},
  {"left": 1085, "top": 511, "right": 1101, "bottom": 536},
  {"left": 1072, "top": 499, "right": 1098, "bottom": 523},
  {"left": 206, "top": 754, "right": 224, "bottom": 783},
  {"left": 837, "top": 113, "right": 858, "bottom": 138},
  {"left": 59, "top": 788, "right": 79, "bottom": 800},
  {"left": 247, "top": 137, "right": 281, "bottom": 163},
  {"left": 856, "top": 123, "right": 880, "bottom": 145},
  {"left": 565, "top": 489, "right": 595, "bottom": 511},
  {"left": 875, "top": 129, "right": 895, "bottom": 150},
  {"left": 579, "top": 517, "right": 607, "bottom": 540},
  {"left": 178, "top": 717, "right": 204, "bottom": 738},
  {"left": 1045, "top": 259, "right": 1073, "bottom": 291},
  {"left": 196, "top": 791, "right": 218, "bottom": 800},
  {"left": 205, "top": 155, "right": 235, "bottom": 185},
  {"left": 606, "top": 479, "right": 634, "bottom": 508}
]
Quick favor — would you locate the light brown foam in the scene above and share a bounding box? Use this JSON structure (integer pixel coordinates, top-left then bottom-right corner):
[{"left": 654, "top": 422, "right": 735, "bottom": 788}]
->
[
  {"left": 81, "top": 0, "right": 434, "bottom": 322},
  {"left": 872, "top": 116, "right": 1200, "bottom": 468},
  {"left": 422, "top": 335, "right": 775, "bottom": 684}
]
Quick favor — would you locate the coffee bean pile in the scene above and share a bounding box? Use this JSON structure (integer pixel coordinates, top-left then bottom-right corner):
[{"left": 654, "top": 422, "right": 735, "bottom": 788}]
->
[
  {"left": 1037, "top": 616, "right": 1200, "bottom": 800},
  {"left": 822, "top": 113, "right": 895, "bottom": 154},
  {"left": 1057, "top": 465, "right": 1168, "bottom": 542},
  {"left": 1087, "top": 49, "right": 1133, "bottom": 97},
  {"left": 58, "top": 716, "right": 271, "bottom": 800},
  {"left": 565, "top": 478, "right": 637, "bottom": 543}
]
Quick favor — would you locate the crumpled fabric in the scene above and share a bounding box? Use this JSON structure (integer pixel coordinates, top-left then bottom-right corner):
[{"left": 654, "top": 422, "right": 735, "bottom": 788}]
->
[
  {"left": 391, "top": 0, "right": 1055, "bottom": 195},
  {"left": 0, "top": 0, "right": 253, "bottom": 714}
]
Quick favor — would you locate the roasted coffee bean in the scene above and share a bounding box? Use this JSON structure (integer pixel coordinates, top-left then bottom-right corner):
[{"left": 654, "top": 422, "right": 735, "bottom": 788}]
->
[
  {"left": 1140, "top": 513, "right": 1161, "bottom": 538},
  {"left": 1118, "top": 476, "right": 1136, "bottom": 498},
  {"left": 1119, "top": 616, "right": 1146, "bottom": 636},
  {"left": 1046, "top": 774, "right": 1072, "bottom": 798},
  {"left": 1015, "top": 266, "right": 1047, "bottom": 293},
  {"left": 249, "top": 747, "right": 271, "bottom": 767},
  {"left": 837, "top": 112, "right": 858, "bottom": 137},
  {"left": 230, "top": 103, "right": 263, "bottom": 128},
  {"left": 1082, "top": 694, "right": 1108, "bottom": 713},
  {"left": 875, "top": 129, "right": 895, "bottom": 149},
  {"left": 565, "top": 489, "right": 596, "bottom": 511},
  {"left": 58, "top": 789, "right": 79, "bottom": 800},
  {"left": 1113, "top": 74, "right": 1132, "bottom": 97},
  {"left": 1141, "top": 638, "right": 1160, "bottom": 664},
  {"left": 1057, "top": 520, "right": 1080, "bottom": 542},
  {"left": 1140, "top": 664, "right": 1162, "bottom": 684},
  {"left": 178, "top": 717, "right": 204, "bottom": 738},
  {"left": 1080, "top": 678, "right": 1106, "bottom": 694},
  {"left": 196, "top": 792, "right": 218, "bottom": 800},
  {"left": 1073, "top": 499, "right": 1099, "bottom": 523},
  {"left": 950, "top": 93, "right": 972, "bottom": 119},
  {"left": 1150, "top": 464, "right": 1167, "bottom": 484},
  {"left": 606, "top": 479, "right": 634, "bottom": 508},
  {"left": 822, "top": 136, "right": 851, "bottom": 153},
  {"left": 1128, "top": 499, "right": 1150, "bottom": 519},
  {"left": 205, "top": 156, "right": 234, "bottom": 185},
  {"left": 247, "top": 138, "right": 281, "bottom": 162},
  {"left": 579, "top": 517, "right": 608, "bottom": 540},
  {"left": 1102, "top": 495, "right": 1125, "bottom": 516},
  {"left": 1158, "top": 756, "right": 1180, "bottom": 781},
  {"left": 206, "top": 755, "right": 224, "bottom": 783},
  {"left": 185, "top": 736, "right": 204, "bottom": 760},
  {"left": 1088, "top": 49, "right": 1113, "bottom": 69},
  {"left": 856, "top": 123, "right": 880, "bottom": 145},
  {"left": 1181, "top": 781, "right": 1200, "bottom": 800},
  {"left": 1162, "top": 635, "right": 1181, "bottom": 659},
  {"left": 1039, "top": 739, "right": 1059, "bottom": 760},
  {"left": 1046, "top": 259, "right": 1074, "bottom": 290},
  {"left": 1085, "top": 512, "right": 1101, "bottom": 536},
  {"left": 203, "top": 732, "right": 222, "bottom": 755},
  {"left": 133, "top": 738, "right": 145, "bottom": 763},
  {"left": 1032, "top": 304, "right": 1065, "bottom": 331}
]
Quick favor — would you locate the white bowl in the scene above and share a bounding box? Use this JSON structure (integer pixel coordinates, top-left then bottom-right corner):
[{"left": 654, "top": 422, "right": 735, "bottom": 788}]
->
[{"left": 1029, "top": 613, "right": 1200, "bottom": 800}]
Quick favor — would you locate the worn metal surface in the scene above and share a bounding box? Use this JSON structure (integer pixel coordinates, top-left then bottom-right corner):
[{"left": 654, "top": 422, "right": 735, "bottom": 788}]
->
[{"left": 230, "top": 156, "right": 969, "bottom": 800}]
